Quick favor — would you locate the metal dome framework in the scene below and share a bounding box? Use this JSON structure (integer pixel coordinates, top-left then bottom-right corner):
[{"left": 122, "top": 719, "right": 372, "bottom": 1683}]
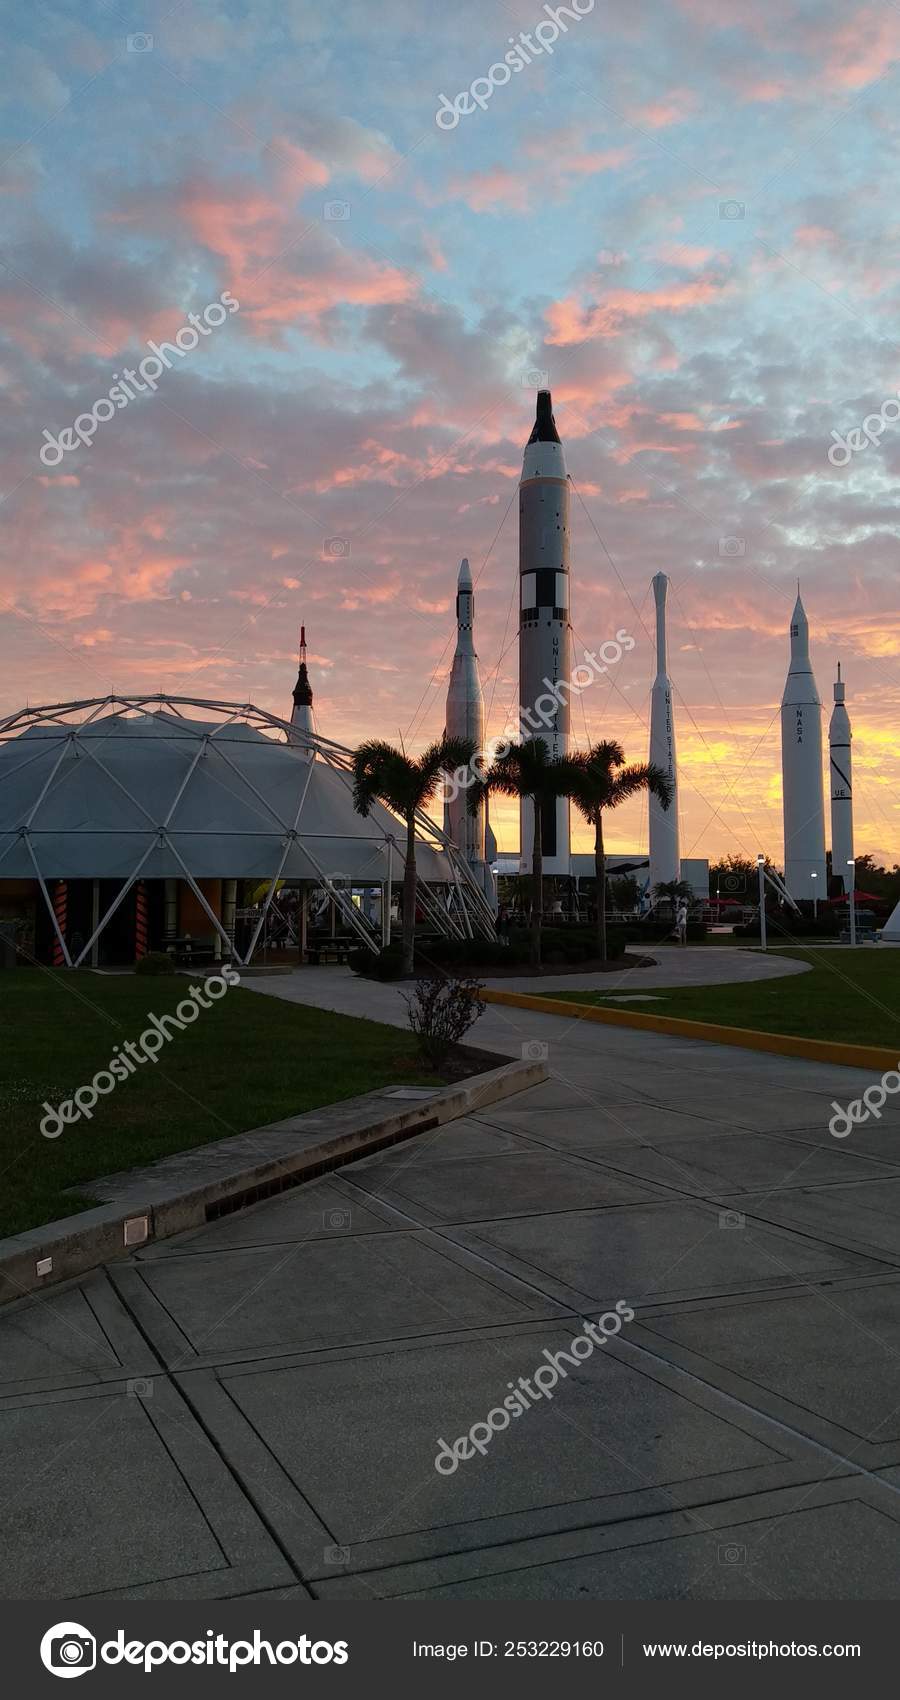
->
[{"left": 0, "top": 694, "right": 497, "bottom": 966}]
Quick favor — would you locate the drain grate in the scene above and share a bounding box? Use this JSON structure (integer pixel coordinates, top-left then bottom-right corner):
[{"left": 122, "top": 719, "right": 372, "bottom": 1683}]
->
[{"left": 204, "top": 1114, "right": 441, "bottom": 1222}]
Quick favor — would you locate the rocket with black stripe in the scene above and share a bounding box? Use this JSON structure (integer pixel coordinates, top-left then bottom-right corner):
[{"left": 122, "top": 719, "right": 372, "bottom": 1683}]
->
[
  {"left": 829, "top": 663, "right": 854, "bottom": 894},
  {"left": 517, "top": 389, "right": 571, "bottom": 874}
]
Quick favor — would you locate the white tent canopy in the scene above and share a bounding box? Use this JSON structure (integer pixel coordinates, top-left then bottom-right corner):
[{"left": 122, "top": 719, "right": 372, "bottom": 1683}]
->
[{"left": 0, "top": 695, "right": 496, "bottom": 963}]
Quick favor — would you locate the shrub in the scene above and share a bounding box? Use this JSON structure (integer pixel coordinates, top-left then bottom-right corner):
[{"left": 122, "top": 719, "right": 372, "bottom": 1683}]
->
[
  {"left": 349, "top": 926, "right": 627, "bottom": 979},
  {"left": 614, "top": 919, "right": 707, "bottom": 944},
  {"left": 135, "top": 950, "right": 176, "bottom": 975},
  {"left": 402, "top": 974, "right": 484, "bottom": 1068}
]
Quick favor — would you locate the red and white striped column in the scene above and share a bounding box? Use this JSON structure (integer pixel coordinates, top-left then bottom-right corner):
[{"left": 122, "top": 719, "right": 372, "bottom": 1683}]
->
[
  {"left": 134, "top": 880, "right": 148, "bottom": 962},
  {"left": 52, "top": 880, "right": 67, "bottom": 967}
]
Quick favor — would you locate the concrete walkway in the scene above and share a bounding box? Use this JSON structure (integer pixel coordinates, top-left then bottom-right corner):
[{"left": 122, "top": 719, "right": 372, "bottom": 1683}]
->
[
  {"left": 3, "top": 968, "right": 900, "bottom": 1600},
  {"left": 240, "top": 944, "right": 810, "bottom": 1029}
]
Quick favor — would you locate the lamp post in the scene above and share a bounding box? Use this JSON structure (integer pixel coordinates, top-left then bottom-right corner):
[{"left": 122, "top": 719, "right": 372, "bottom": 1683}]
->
[
  {"left": 847, "top": 859, "right": 857, "bottom": 947},
  {"left": 757, "top": 855, "right": 767, "bottom": 953},
  {"left": 811, "top": 869, "right": 818, "bottom": 920}
]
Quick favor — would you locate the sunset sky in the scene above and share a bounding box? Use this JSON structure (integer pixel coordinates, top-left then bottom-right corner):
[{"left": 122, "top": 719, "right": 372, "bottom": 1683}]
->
[{"left": 3, "top": 0, "right": 900, "bottom": 865}]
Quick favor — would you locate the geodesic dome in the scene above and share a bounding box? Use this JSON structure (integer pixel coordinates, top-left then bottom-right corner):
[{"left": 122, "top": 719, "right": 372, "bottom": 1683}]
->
[{"left": 0, "top": 695, "right": 495, "bottom": 965}]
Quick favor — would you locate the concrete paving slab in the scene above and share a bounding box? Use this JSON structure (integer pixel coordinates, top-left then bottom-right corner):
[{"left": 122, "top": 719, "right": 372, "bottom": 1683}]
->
[
  {"left": 580, "top": 1132, "right": 898, "bottom": 1196},
  {"left": 334, "top": 1495, "right": 900, "bottom": 1600},
  {"left": 112, "top": 1230, "right": 559, "bottom": 1368},
  {"left": 0, "top": 1271, "right": 159, "bottom": 1399},
  {"left": 188, "top": 1323, "right": 818, "bottom": 1578},
  {"left": 476, "top": 1102, "right": 765, "bottom": 1147},
  {"left": 732, "top": 1178, "right": 900, "bottom": 1263},
  {"left": 459, "top": 1200, "right": 877, "bottom": 1309},
  {"left": 640, "top": 1279, "right": 900, "bottom": 1450},
  {"left": 349, "top": 1149, "right": 663, "bottom": 1224},
  {"left": 0, "top": 1374, "right": 295, "bottom": 1599}
]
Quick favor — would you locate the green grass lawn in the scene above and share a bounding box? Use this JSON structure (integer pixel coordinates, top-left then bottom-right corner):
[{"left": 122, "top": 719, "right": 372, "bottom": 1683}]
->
[
  {"left": 0, "top": 970, "right": 437, "bottom": 1239},
  {"left": 544, "top": 948, "right": 900, "bottom": 1050}
]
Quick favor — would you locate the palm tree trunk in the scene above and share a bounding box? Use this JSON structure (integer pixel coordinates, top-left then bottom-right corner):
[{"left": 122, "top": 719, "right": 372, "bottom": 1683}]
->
[
  {"left": 402, "top": 812, "right": 417, "bottom": 975},
  {"left": 595, "top": 811, "right": 607, "bottom": 964},
  {"left": 530, "top": 797, "right": 543, "bottom": 970}
]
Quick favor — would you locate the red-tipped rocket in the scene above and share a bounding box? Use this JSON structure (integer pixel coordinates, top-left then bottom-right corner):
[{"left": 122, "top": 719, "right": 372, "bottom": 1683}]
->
[
  {"left": 781, "top": 591, "right": 827, "bottom": 898},
  {"left": 518, "top": 389, "right": 572, "bottom": 874},
  {"left": 648, "top": 573, "right": 680, "bottom": 890},
  {"left": 829, "top": 662, "right": 854, "bottom": 894},
  {"left": 290, "top": 623, "right": 316, "bottom": 757}
]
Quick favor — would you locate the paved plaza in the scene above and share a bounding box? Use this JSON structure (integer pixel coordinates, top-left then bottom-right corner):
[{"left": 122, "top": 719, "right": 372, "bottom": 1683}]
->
[{"left": 3, "top": 950, "right": 900, "bottom": 1599}]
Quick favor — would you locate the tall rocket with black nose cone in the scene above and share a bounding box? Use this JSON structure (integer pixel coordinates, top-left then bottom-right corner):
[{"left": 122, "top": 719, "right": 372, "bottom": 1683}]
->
[
  {"left": 518, "top": 389, "right": 571, "bottom": 874},
  {"left": 829, "top": 662, "right": 854, "bottom": 894},
  {"left": 781, "top": 591, "right": 827, "bottom": 899},
  {"left": 648, "top": 573, "right": 680, "bottom": 891}
]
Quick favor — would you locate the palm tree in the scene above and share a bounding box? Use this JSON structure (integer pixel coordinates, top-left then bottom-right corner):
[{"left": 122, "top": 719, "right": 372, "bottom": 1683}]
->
[
  {"left": 653, "top": 878, "right": 693, "bottom": 914},
  {"left": 468, "top": 739, "right": 578, "bottom": 969},
  {"left": 353, "top": 735, "right": 474, "bottom": 975},
  {"left": 568, "top": 741, "right": 672, "bottom": 963}
]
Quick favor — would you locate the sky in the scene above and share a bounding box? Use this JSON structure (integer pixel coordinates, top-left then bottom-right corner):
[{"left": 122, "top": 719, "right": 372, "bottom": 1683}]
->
[{"left": 2, "top": 0, "right": 900, "bottom": 866}]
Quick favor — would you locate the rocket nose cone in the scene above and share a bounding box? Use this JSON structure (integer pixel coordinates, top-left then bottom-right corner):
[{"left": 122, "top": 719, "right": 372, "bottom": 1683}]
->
[
  {"left": 458, "top": 557, "right": 472, "bottom": 587},
  {"left": 528, "top": 388, "right": 561, "bottom": 445}
]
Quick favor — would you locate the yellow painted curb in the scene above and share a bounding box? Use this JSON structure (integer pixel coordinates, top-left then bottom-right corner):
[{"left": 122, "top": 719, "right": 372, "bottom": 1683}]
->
[{"left": 478, "top": 987, "right": 900, "bottom": 1073}]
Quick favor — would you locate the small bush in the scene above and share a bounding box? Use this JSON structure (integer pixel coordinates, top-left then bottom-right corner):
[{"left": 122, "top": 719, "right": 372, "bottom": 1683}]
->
[
  {"left": 135, "top": 950, "right": 176, "bottom": 975},
  {"left": 402, "top": 974, "right": 484, "bottom": 1068}
]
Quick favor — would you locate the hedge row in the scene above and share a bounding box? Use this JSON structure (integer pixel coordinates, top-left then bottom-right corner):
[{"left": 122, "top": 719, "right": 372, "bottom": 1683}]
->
[{"left": 350, "top": 926, "right": 631, "bottom": 980}]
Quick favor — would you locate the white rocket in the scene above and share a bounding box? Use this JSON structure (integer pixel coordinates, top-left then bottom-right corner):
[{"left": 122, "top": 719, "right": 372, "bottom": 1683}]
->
[
  {"left": 444, "top": 558, "right": 497, "bottom": 906},
  {"left": 829, "top": 663, "right": 854, "bottom": 894},
  {"left": 518, "top": 389, "right": 571, "bottom": 874},
  {"left": 780, "top": 591, "right": 827, "bottom": 899},
  {"left": 445, "top": 558, "right": 485, "bottom": 867},
  {"left": 289, "top": 624, "right": 316, "bottom": 757},
  {"left": 648, "top": 572, "right": 680, "bottom": 891}
]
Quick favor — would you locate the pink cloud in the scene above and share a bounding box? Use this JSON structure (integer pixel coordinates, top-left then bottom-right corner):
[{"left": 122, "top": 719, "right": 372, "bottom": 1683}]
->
[
  {"left": 545, "top": 276, "right": 726, "bottom": 344},
  {"left": 446, "top": 168, "right": 530, "bottom": 214},
  {"left": 629, "top": 90, "right": 697, "bottom": 129}
]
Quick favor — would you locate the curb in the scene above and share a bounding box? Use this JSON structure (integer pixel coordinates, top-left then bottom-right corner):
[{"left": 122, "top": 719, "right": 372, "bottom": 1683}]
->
[
  {"left": 479, "top": 988, "right": 899, "bottom": 1073},
  {"left": 0, "top": 1057, "right": 547, "bottom": 1309}
]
